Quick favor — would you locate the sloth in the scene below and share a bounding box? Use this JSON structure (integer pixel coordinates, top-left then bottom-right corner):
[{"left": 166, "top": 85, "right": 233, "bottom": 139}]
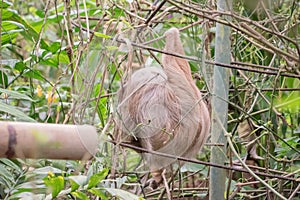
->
[{"left": 115, "top": 28, "right": 211, "bottom": 184}]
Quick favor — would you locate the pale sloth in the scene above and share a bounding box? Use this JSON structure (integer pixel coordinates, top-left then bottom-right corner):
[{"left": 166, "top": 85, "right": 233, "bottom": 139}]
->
[{"left": 115, "top": 28, "right": 211, "bottom": 183}]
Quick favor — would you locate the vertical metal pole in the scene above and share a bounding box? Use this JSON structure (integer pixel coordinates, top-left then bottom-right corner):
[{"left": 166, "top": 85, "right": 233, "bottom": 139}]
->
[{"left": 209, "top": 0, "right": 232, "bottom": 199}]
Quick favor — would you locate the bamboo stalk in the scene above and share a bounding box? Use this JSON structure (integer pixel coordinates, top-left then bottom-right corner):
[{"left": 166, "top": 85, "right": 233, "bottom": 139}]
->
[
  {"left": 209, "top": 0, "right": 232, "bottom": 199},
  {"left": 0, "top": 121, "right": 98, "bottom": 160}
]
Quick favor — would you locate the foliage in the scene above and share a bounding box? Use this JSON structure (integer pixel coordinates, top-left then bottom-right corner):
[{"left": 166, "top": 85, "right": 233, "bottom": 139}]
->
[{"left": 0, "top": 0, "right": 299, "bottom": 199}]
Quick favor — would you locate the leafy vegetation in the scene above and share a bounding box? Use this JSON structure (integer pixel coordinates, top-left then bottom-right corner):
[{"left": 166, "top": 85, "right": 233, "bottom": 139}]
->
[{"left": 0, "top": 0, "right": 299, "bottom": 199}]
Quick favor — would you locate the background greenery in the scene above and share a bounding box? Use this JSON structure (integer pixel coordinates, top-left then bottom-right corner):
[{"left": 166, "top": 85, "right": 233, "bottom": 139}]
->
[{"left": 0, "top": 0, "right": 299, "bottom": 199}]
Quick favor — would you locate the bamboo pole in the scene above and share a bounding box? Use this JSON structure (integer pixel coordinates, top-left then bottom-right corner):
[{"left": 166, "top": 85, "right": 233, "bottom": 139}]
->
[
  {"left": 0, "top": 121, "right": 98, "bottom": 160},
  {"left": 209, "top": 0, "right": 232, "bottom": 199}
]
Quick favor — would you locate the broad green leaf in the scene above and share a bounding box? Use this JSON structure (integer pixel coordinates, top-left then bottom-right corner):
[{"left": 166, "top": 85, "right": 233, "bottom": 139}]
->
[
  {"left": 1, "top": 32, "right": 19, "bottom": 45},
  {"left": 71, "top": 191, "right": 89, "bottom": 200},
  {"left": 1, "top": 9, "right": 14, "bottom": 20},
  {"left": 2, "top": 20, "right": 26, "bottom": 31},
  {"left": 44, "top": 176, "right": 64, "bottom": 198},
  {"left": 0, "top": 164, "right": 14, "bottom": 186},
  {"left": 87, "top": 168, "right": 109, "bottom": 189},
  {"left": 0, "top": 0, "right": 13, "bottom": 9},
  {"left": 0, "top": 159, "right": 22, "bottom": 173},
  {"left": 7, "top": 10, "right": 50, "bottom": 50},
  {"left": 0, "top": 88, "right": 33, "bottom": 101},
  {"left": 53, "top": 53, "right": 70, "bottom": 64},
  {"left": 69, "top": 179, "right": 80, "bottom": 192},
  {"left": 23, "top": 69, "right": 44, "bottom": 81},
  {"left": 49, "top": 42, "right": 61, "bottom": 53},
  {"left": 0, "top": 102, "right": 36, "bottom": 122},
  {"left": 89, "top": 188, "right": 108, "bottom": 200},
  {"left": 68, "top": 175, "right": 87, "bottom": 191},
  {"left": 40, "top": 57, "right": 58, "bottom": 68},
  {"left": 14, "top": 62, "right": 26, "bottom": 71},
  {"left": 35, "top": 9, "right": 45, "bottom": 18},
  {"left": 275, "top": 93, "right": 300, "bottom": 112}
]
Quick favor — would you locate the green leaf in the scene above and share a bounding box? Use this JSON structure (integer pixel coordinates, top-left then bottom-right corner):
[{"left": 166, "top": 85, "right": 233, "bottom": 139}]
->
[
  {"left": 49, "top": 42, "right": 61, "bottom": 53},
  {"left": 0, "top": 102, "right": 36, "bottom": 122},
  {"left": 40, "top": 57, "right": 58, "bottom": 68},
  {"left": 71, "top": 191, "right": 89, "bottom": 200},
  {"left": 0, "top": 0, "right": 12, "bottom": 8},
  {"left": 275, "top": 92, "right": 300, "bottom": 112},
  {"left": 96, "top": 89, "right": 107, "bottom": 127},
  {"left": 44, "top": 176, "right": 64, "bottom": 198},
  {"left": 35, "top": 9, "right": 45, "bottom": 18},
  {"left": 93, "top": 32, "right": 111, "bottom": 39},
  {"left": 23, "top": 69, "right": 44, "bottom": 81},
  {"left": 87, "top": 168, "right": 109, "bottom": 189},
  {"left": 69, "top": 179, "right": 80, "bottom": 192},
  {"left": 14, "top": 62, "right": 26, "bottom": 71},
  {"left": 0, "top": 159, "right": 22, "bottom": 175},
  {"left": 1, "top": 32, "right": 19, "bottom": 45},
  {"left": 0, "top": 71, "right": 8, "bottom": 87},
  {"left": 2, "top": 20, "right": 26, "bottom": 31},
  {"left": 0, "top": 88, "right": 33, "bottom": 101},
  {"left": 53, "top": 53, "right": 70, "bottom": 64},
  {"left": 1, "top": 9, "right": 14, "bottom": 20},
  {"left": 0, "top": 163, "right": 14, "bottom": 187},
  {"left": 68, "top": 175, "right": 88, "bottom": 191},
  {"left": 89, "top": 188, "right": 108, "bottom": 200},
  {"left": 7, "top": 9, "right": 50, "bottom": 50},
  {"left": 0, "top": 17, "right": 25, "bottom": 42}
]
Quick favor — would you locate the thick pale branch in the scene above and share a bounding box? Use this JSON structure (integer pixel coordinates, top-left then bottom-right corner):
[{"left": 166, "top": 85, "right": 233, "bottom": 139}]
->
[{"left": 0, "top": 121, "right": 98, "bottom": 160}]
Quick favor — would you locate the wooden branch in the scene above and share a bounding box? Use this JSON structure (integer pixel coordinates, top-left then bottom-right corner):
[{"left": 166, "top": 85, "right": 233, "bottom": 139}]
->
[
  {"left": 111, "top": 140, "right": 299, "bottom": 182},
  {"left": 0, "top": 121, "right": 98, "bottom": 160}
]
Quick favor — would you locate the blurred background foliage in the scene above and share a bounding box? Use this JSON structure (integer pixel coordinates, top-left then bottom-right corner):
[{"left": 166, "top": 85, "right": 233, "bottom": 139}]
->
[{"left": 0, "top": 0, "right": 299, "bottom": 199}]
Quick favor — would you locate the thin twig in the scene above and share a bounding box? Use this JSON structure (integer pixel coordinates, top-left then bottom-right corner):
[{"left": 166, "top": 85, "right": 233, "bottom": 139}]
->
[
  {"left": 287, "top": 180, "right": 300, "bottom": 200},
  {"left": 117, "top": 38, "right": 300, "bottom": 78},
  {"left": 166, "top": 0, "right": 299, "bottom": 64},
  {"left": 145, "top": 0, "right": 167, "bottom": 24},
  {"left": 215, "top": 118, "right": 288, "bottom": 200},
  {"left": 109, "top": 140, "right": 299, "bottom": 182}
]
